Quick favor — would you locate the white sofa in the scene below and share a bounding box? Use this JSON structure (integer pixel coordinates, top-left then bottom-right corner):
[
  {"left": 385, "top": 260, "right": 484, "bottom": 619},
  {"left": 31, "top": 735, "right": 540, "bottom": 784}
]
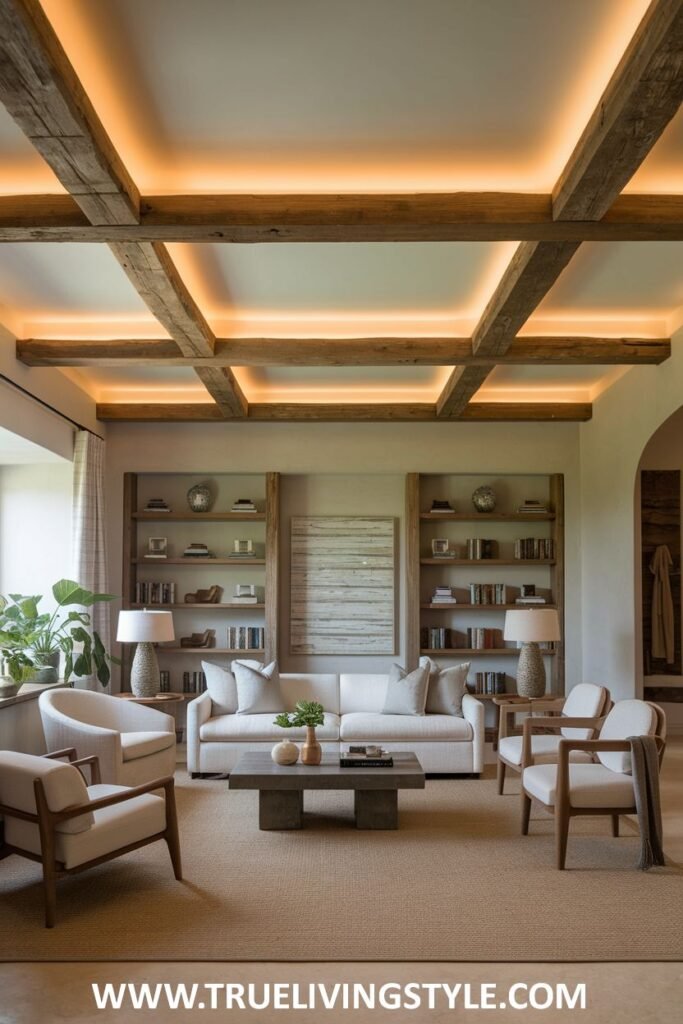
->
[{"left": 187, "top": 673, "right": 484, "bottom": 776}]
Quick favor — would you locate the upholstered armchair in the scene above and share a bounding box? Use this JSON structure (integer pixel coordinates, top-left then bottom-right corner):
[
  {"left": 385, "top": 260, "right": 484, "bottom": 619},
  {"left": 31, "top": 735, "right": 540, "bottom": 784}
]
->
[
  {"left": 520, "top": 700, "right": 666, "bottom": 869},
  {"left": 496, "top": 683, "right": 610, "bottom": 794},
  {"left": 39, "top": 689, "right": 176, "bottom": 786},
  {"left": 0, "top": 748, "right": 181, "bottom": 927}
]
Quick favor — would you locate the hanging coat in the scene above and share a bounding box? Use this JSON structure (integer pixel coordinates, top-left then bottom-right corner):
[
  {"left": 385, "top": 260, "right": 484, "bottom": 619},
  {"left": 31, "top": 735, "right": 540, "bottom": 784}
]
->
[{"left": 650, "top": 544, "right": 675, "bottom": 664}]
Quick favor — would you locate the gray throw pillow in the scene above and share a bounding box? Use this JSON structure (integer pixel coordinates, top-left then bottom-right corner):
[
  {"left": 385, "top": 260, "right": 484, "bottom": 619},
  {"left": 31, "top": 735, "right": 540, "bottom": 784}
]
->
[
  {"left": 233, "top": 660, "right": 285, "bottom": 715},
  {"left": 420, "top": 657, "right": 470, "bottom": 717},
  {"left": 381, "top": 663, "right": 430, "bottom": 716},
  {"left": 202, "top": 661, "right": 238, "bottom": 716}
]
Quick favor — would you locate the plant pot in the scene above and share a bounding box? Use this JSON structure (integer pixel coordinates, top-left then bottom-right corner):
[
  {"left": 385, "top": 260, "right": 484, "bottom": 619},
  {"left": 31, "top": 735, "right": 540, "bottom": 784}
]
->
[
  {"left": 301, "top": 726, "right": 322, "bottom": 766},
  {"left": 27, "top": 651, "right": 60, "bottom": 685},
  {"left": 0, "top": 676, "right": 21, "bottom": 699}
]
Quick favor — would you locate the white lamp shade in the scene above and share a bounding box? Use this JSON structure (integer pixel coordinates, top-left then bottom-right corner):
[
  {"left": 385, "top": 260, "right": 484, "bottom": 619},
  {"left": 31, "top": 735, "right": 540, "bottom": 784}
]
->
[
  {"left": 504, "top": 608, "right": 560, "bottom": 643},
  {"left": 117, "top": 610, "right": 175, "bottom": 643}
]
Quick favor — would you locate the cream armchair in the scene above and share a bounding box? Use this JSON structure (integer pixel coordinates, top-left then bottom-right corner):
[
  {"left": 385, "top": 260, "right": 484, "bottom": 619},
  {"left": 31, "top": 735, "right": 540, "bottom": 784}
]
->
[
  {"left": 520, "top": 699, "right": 666, "bottom": 869},
  {"left": 39, "top": 689, "right": 176, "bottom": 786},
  {"left": 496, "top": 683, "right": 610, "bottom": 794},
  {"left": 0, "top": 748, "right": 181, "bottom": 927}
]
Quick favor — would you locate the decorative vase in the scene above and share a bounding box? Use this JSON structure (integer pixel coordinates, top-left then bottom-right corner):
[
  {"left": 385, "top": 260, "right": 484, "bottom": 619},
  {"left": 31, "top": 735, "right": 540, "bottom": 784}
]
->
[
  {"left": 28, "top": 651, "right": 60, "bottom": 685},
  {"left": 130, "top": 642, "right": 161, "bottom": 698},
  {"left": 301, "top": 726, "right": 322, "bottom": 766},
  {"left": 516, "top": 642, "right": 546, "bottom": 698},
  {"left": 271, "top": 739, "right": 299, "bottom": 765},
  {"left": 187, "top": 483, "right": 213, "bottom": 514},
  {"left": 0, "top": 675, "right": 21, "bottom": 699},
  {"left": 472, "top": 485, "right": 497, "bottom": 513}
]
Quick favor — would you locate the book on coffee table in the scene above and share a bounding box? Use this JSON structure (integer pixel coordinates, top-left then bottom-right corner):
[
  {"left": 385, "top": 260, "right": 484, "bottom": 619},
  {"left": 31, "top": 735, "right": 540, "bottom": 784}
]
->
[{"left": 340, "top": 746, "right": 394, "bottom": 768}]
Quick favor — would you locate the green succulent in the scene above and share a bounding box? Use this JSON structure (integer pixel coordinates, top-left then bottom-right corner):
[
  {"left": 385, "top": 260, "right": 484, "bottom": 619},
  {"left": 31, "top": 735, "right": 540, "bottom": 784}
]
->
[{"left": 274, "top": 700, "right": 325, "bottom": 729}]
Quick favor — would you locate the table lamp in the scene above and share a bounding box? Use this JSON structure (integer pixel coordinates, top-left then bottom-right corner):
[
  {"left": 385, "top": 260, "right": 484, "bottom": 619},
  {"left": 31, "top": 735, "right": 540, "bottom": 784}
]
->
[
  {"left": 503, "top": 608, "right": 560, "bottom": 698},
  {"left": 116, "top": 610, "right": 174, "bottom": 698}
]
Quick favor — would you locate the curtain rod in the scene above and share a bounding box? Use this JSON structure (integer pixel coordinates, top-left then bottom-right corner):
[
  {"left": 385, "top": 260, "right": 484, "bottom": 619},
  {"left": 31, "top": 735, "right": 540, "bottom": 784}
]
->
[{"left": 0, "top": 372, "right": 105, "bottom": 442}]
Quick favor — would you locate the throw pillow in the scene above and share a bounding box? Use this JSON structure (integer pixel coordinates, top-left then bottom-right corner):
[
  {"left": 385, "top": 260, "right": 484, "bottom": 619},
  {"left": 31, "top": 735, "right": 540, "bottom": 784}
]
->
[
  {"left": 381, "top": 663, "right": 430, "bottom": 716},
  {"left": 202, "top": 661, "right": 238, "bottom": 716},
  {"left": 420, "top": 657, "right": 470, "bottom": 717},
  {"left": 233, "top": 660, "right": 284, "bottom": 715}
]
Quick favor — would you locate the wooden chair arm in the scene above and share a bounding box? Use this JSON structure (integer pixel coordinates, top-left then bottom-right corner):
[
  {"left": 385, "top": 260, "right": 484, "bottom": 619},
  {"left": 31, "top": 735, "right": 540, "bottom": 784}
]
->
[
  {"left": 43, "top": 748, "right": 77, "bottom": 762},
  {"left": 52, "top": 776, "right": 175, "bottom": 822},
  {"left": 70, "top": 755, "right": 102, "bottom": 785},
  {"left": 521, "top": 716, "right": 606, "bottom": 766}
]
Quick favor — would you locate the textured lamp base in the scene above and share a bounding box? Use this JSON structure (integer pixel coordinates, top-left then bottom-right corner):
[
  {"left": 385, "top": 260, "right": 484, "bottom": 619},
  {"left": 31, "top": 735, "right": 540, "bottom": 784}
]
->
[
  {"left": 517, "top": 642, "right": 546, "bottom": 698},
  {"left": 131, "top": 642, "right": 160, "bottom": 698}
]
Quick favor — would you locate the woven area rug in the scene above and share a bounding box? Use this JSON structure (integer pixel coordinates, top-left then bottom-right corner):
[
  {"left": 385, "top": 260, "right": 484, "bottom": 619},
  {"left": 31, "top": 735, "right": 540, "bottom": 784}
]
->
[{"left": 1, "top": 772, "right": 681, "bottom": 962}]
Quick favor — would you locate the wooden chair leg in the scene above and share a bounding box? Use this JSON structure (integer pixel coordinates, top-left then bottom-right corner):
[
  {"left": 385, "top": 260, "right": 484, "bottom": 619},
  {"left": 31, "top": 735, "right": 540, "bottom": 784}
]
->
[
  {"left": 521, "top": 791, "right": 532, "bottom": 835},
  {"left": 41, "top": 859, "right": 58, "bottom": 928},
  {"left": 611, "top": 814, "right": 619, "bottom": 838},
  {"left": 555, "top": 805, "right": 569, "bottom": 870},
  {"left": 497, "top": 760, "right": 506, "bottom": 795},
  {"left": 164, "top": 781, "right": 183, "bottom": 880}
]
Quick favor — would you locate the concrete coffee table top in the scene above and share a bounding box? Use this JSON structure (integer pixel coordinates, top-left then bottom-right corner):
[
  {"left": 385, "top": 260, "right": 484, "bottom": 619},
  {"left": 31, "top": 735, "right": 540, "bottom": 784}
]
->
[{"left": 229, "top": 751, "right": 425, "bottom": 830}]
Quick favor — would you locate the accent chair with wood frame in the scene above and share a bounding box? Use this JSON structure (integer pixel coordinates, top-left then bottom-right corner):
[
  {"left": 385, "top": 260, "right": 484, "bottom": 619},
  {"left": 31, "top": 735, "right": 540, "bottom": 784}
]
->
[
  {"left": 496, "top": 683, "right": 610, "bottom": 794},
  {"left": 520, "top": 700, "right": 666, "bottom": 869},
  {"left": 0, "top": 748, "right": 182, "bottom": 927}
]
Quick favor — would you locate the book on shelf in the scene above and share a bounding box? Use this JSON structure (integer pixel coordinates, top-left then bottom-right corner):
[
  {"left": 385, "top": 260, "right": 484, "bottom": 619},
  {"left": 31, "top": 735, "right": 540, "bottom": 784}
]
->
[
  {"left": 231, "top": 596, "right": 259, "bottom": 604},
  {"left": 469, "top": 582, "right": 507, "bottom": 605},
  {"left": 182, "top": 670, "right": 207, "bottom": 694},
  {"left": 420, "top": 626, "right": 463, "bottom": 650},
  {"left": 431, "top": 585, "right": 457, "bottom": 604},
  {"left": 469, "top": 671, "right": 507, "bottom": 695},
  {"left": 515, "top": 596, "right": 547, "bottom": 604},
  {"left": 231, "top": 499, "right": 258, "bottom": 513},
  {"left": 466, "top": 627, "right": 503, "bottom": 650},
  {"left": 514, "top": 538, "right": 555, "bottom": 559},
  {"left": 143, "top": 553, "right": 168, "bottom": 560},
  {"left": 135, "top": 581, "right": 176, "bottom": 605},
  {"left": 227, "top": 626, "right": 265, "bottom": 650},
  {"left": 517, "top": 499, "right": 550, "bottom": 514},
  {"left": 183, "top": 543, "right": 215, "bottom": 558},
  {"left": 429, "top": 499, "right": 454, "bottom": 513},
  {"left": 466, "top": 538, "right": 496, "bottom": 560},
  {"left": 159, "top": 670, "right": 171, "bottom": 693},
  {"left": 144, "top": 498, "right": 171, "bottom": 512}
]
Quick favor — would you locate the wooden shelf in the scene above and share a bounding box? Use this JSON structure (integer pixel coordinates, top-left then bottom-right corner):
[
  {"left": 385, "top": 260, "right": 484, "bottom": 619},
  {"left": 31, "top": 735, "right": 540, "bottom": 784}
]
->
[
  {"left": 160, "top": 647, "right": 265, "bottom": 655},
  {"left": 133, "top": 512, "right": 265, "bottom": 521},
  {"left": 421, "top": 603, "right": 556, "bottom": 610},
  {"left": 420, "top": 512, "right": 554, "bottom": 521},
  {"left": 420, "top": 558, "right": 556, "bottom": 566},
  {"left": 420, "top": 648, "right": 556, "bottom": 656},
  {"left": 133, "top": 558, "right": 266, "bottom": 565},
  {"left": 129, "top": 603, "right": 265, "bottom": 610}
]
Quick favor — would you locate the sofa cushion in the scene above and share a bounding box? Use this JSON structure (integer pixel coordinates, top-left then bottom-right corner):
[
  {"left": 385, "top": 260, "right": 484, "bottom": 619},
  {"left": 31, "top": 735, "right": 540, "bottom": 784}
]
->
[
  {"left": 279, "top": 674, "right": 340, "bottom": 715},
  {"left": 203, "top": 661, "right": 237, "bottom": 716},
  {"left": 420, "top": 657, "right": 470, "bottom": 716},
  {"left": 200, "top": 711, "right": 341, "bottom": 742},
  {"left": 340, "top": 712, "right": 472, "bottom": 742},
  {"left": 233, "top": 661, "right": 285, "bottom": 715},
  {"left": 523, "top": 763, "right": 636, "bottom": 809},
  {"left": 120, "top": 730, "right": 175, "bottom": 762},
  {"left": 560, "top": 682, "right": 607, "bottom": 739},
  {"left": 597, "top": 700, "right": 657, "bottom": 774},
  {"left": 498, "top": 734, "right": 593, "bottom": 767},
  {"left": 382, "top": 663, "right": 429, "bottom": 716},
  {"left": 340, "top": 674, "right": 388, "bottom": 715}
]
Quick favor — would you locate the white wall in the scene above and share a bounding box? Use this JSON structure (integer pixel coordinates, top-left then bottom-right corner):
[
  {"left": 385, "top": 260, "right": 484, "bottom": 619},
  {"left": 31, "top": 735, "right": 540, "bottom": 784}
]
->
[
  {"left": 104, "top": 419, "right": 583, "bottom": 687},
  {"left": 580, "top": 326, "right": 683, "bottom": 711}
]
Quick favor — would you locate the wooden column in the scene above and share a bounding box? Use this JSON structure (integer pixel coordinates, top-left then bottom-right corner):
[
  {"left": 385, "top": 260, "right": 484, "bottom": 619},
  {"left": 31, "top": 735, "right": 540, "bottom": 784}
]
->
[
  {"left": 120, "top": 473, "right": 138, "bottom": 693},
  {"left": 549, "top": 474, "right": 565, "bottom": 696},
  {"left": 265, "top": 472, "right": 280, "bottom": 665},
  {"left": 405, "top": 473, "right": 421, "bottom": 670}
]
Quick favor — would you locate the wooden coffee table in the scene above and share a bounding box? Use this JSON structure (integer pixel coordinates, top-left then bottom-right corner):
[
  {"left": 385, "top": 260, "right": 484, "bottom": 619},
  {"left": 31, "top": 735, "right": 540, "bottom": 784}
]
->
[{"left": 229, "top": 751, "right": 425, "bottom": 830}]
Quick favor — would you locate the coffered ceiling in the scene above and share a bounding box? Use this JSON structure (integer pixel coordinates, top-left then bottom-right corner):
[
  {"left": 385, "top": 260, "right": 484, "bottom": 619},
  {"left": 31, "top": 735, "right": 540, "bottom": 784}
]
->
[{"left": 0, "top": 0, "right": 681, "bottom": 422}]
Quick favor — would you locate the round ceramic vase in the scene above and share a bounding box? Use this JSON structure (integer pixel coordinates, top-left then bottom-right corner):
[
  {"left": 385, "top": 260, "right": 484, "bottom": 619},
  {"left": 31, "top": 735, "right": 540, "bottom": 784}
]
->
[
  {"left": 472, "top": 485, "right": 497, "bottom": 513},
  {"left": 271, "top": 740, "right": 299, "bottom": 765},
  {"left": 187, "top": 483, "right": 213, "bottom": 513}
]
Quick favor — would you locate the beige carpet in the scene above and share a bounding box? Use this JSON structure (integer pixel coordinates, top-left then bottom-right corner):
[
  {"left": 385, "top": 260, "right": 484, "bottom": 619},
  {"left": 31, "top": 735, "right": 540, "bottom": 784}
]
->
[{"left": 1, "top": 772, "right": 681, "bottom": 962}]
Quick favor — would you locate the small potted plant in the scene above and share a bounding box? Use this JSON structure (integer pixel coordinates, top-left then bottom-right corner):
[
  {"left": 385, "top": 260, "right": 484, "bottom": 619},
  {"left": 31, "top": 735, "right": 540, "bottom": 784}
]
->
[{"left": 274, "top": 700, "right": 325, "bottom": 765}]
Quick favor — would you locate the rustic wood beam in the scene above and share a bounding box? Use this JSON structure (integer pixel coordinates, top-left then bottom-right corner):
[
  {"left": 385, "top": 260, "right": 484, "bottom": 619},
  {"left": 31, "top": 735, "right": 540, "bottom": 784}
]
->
[
  {"left": 2, "top": 192, "right": 683, "bottom": 242},
  {"left": 0, "top": 0, "right": 139, "bottom": 225},
  {"left": 437, "top": 0, "right": 683, "bottom": 418},
  {"left": 17, "top": 336, "right": 671, "bottom": 368},
  {"left": 95, "top": 402, "right": 592, "bottom": 423}
]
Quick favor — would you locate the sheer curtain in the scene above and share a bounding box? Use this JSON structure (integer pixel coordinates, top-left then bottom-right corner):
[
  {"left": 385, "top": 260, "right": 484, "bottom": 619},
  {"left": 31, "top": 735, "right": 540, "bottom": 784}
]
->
[{"left": 71, "top": 431, "right": 111, "bottom": 691}]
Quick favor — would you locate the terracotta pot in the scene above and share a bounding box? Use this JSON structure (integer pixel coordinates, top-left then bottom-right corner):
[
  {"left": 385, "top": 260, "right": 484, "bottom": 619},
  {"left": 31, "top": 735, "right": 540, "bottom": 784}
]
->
[{"left": 301, "top": 726, "right": 322, "bottom": 765}]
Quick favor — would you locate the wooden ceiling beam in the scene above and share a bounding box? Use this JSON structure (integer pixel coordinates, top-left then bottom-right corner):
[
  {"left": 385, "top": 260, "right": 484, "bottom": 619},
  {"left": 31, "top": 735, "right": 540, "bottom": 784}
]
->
[
  {"left": 17, "top": 335, "right": 671, "bottom": 368},
  {"left": 437, "top": 0, "right": 683, "bottom": 418},
  {"left": 96, "top": 402, "right": 592, "bottom": 423},
  {"left": 2, "top": 192, "right": 683, "bottom": 242}
]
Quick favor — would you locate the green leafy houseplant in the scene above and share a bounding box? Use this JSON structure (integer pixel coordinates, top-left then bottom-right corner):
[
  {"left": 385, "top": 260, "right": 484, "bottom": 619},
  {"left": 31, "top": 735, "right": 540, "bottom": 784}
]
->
[
  {"left": 0, "top": 579, "right": 119, "bottom": 686},
  {"left": 274, "top": 700, "right": 325, "bottom": 730}
]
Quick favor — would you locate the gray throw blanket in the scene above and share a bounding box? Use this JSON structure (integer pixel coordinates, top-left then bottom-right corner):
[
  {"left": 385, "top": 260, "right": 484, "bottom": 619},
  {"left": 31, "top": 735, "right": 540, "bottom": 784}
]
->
[{"left": 629, "top": 735, "right": 665, "bottom": 870}]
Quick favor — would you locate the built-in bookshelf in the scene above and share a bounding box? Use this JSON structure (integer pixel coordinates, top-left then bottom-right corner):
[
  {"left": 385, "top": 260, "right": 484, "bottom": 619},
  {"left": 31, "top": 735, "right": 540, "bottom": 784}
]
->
[
  {"left": 121, "top": 472, "right": 279, "bottom": 699},
  {"left": 406, "top": 473, "right": 565, "bottom": 697}
]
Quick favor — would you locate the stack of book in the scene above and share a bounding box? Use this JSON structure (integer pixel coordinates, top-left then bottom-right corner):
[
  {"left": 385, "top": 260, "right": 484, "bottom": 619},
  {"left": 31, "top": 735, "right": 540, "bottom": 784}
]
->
[
  {"left": 466, "top": 627, "right": 502, "bottom": 649},
  {"left": 470, "top": 671, "right": 507, "bottom": 695},
  {"left": 517, "top": 499, "right": 550, "bottom": 515},
  {"left": 231, "top": 498, "right": 258, "bottom": 514},
  {"left": 232, "top": 539, "right": 255, "bottom": 558},
  {"left": 430, "top": 499, "right": 454, "bottom": 514},
  {"left": 183, "top": 671, "right": 207, "bottom": 694},
  {"left": 227, "top": 626, "right": 265, "bottom": 650},
  {"left": 431, "top": 585, "right": 457, "bottom": 605},
  {"left": 144, "top": 498, "right": 171, "bottom": 513},
  {"left": 232, "top": 584, "right": 259, "bottom": 605},
  {"left": 469, "top": 583, "right": 507, "bottom": 605},
  {"left": 183, "top": 543, "right": 215, "bottom": 559},
  {"left": 135, "top": 581, "right": 176, "bottom": 605},
  {"left": 159, "top": 671, "right": 171, "bottom": 692},
  {"left": 466, "top": 538, "right": 496, "bottom": 560},
  {"left": 514, "top": 538, "right": 555, "bottom": 559},
  {"left": 340, "top": 745, "right": 394, "bottom": 768},
  {"left": 515, "top": 594, "right": 547, "bottom": 605},
  {"left": 420, "top": 626, "right": 454, "bottom": 650}
]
